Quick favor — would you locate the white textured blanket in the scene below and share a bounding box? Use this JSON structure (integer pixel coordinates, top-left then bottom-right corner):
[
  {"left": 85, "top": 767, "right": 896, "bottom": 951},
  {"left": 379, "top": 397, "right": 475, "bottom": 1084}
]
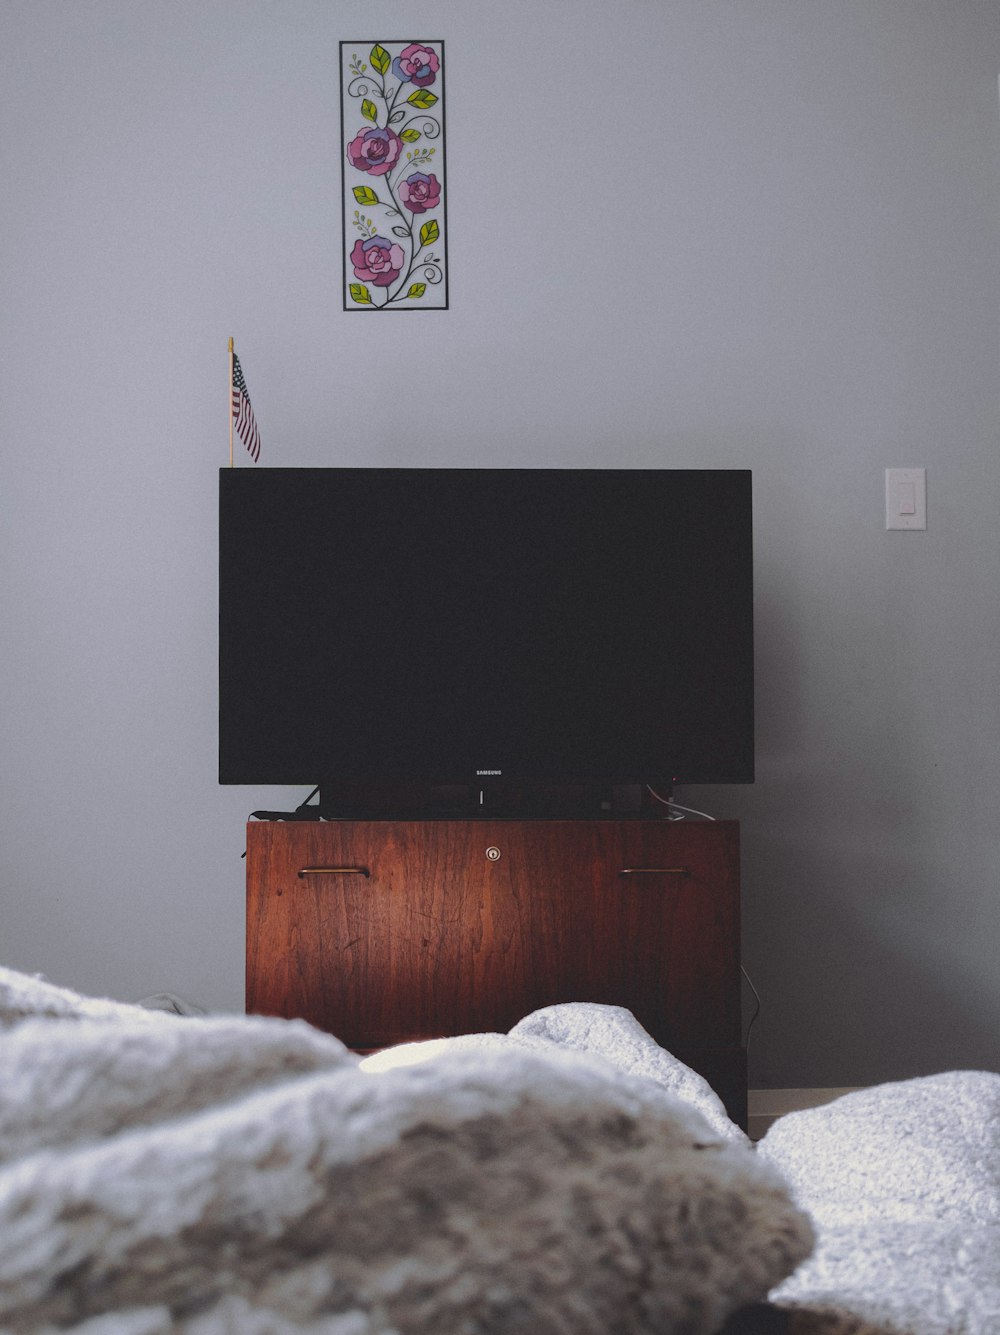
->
[
  {"left": 759, "top": 1072, "right": 1000, "bottom": 1335},
  {"left": 0, "top": 967, "right": 810, "bottom": 1335}
]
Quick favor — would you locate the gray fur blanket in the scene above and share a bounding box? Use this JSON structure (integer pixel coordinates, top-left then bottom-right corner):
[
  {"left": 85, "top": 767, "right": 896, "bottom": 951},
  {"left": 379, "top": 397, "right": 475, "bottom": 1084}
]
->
[{"left": 0, "top": 966, "right": 809, "bottom": 1334}]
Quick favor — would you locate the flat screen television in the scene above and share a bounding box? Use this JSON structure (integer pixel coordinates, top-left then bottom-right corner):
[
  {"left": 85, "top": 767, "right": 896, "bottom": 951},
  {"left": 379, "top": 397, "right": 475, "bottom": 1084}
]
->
[{"left": 219, "top": 468, "right": 753, "bottom": 814}]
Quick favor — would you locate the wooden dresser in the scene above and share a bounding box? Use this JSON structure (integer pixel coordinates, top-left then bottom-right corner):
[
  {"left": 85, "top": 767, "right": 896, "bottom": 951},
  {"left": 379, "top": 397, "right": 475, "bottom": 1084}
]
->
[{"left": 245, "top": 818, "right": 746, "bottom": 1127}]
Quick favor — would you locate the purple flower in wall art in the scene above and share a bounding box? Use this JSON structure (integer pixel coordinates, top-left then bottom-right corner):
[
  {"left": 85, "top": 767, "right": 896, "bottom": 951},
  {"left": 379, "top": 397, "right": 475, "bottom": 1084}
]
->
[
  {"left": 391, "top": 43, "right": 440, "bottom": 88},
  {"left": 346, "top": 126, "right": 403, "bottom": 177},
  {"left": 398, "top": 172, "right": 441, "bottom": 215},
  {"left": 350, "top": 236, "right": 405, "bottom": 287},
  {"left": 340, "top": 41, "right": 447, "bottom": 309}
]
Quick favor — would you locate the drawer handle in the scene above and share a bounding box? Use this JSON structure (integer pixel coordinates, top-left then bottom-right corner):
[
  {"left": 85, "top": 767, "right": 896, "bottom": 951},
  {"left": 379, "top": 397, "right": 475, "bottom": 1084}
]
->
[
  {"left": 619, "top": 867, "right": 690, "bottom": 877},
  {"left": 297, "top": 866, "right": 371, "bottom": 878}
]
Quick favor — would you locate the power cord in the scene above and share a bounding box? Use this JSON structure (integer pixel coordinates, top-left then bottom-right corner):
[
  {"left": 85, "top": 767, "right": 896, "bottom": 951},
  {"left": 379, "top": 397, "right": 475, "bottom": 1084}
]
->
[
  {"left": 645, "top": 784, "right": 717, "bottom": 822},
  {"left": 742, "top": 963, "right": 761, "bottom": 1056}
]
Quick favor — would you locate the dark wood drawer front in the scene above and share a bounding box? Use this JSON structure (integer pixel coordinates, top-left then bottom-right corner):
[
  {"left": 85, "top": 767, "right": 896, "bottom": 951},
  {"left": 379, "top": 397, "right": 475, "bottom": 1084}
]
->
[{"left": 246, "top": 820, "right": 740, "bottom": 1055}]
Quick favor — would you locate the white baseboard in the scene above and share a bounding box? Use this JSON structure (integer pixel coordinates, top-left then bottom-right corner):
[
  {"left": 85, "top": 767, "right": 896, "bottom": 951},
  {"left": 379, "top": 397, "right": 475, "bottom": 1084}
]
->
[{"left": 747, "top": 1087, "right": 862, "bottom": 1141}]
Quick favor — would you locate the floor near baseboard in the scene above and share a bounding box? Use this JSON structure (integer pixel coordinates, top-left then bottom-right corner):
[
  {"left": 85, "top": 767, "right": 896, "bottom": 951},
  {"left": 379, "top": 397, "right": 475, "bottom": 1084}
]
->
[{"left": 747, "top": 1087, "right": 862, "bottom": 1141}]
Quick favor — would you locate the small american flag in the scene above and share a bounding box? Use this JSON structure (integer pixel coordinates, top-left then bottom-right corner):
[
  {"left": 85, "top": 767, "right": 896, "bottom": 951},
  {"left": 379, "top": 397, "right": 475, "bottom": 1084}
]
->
[{"left": 231, "top": 351, "right": 261, "bottom": 462}]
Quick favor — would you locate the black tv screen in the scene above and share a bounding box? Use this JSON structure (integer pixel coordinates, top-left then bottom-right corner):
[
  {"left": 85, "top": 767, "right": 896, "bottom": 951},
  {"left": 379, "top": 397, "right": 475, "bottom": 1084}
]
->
[{"left": 219, "top": 468, "right": 753, "bottom": 793}]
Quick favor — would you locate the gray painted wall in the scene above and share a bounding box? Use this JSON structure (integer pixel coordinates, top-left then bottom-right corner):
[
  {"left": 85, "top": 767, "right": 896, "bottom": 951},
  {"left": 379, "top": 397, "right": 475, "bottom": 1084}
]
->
[{"left": 2, "top": 0, "right": 998, "bottom": 1087}]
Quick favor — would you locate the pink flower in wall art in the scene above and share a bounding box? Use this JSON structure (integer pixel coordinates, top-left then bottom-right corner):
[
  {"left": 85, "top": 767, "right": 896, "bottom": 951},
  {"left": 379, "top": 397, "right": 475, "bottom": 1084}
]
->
[{"left": 340, "top": 41, "right": 447, "bottom": 310}]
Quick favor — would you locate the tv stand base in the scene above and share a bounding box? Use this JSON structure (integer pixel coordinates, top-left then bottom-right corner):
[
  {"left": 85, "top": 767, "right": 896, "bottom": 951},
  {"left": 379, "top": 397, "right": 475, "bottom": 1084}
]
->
[{"left": 252, "top": 782, "right": 675, "bottom": 822}]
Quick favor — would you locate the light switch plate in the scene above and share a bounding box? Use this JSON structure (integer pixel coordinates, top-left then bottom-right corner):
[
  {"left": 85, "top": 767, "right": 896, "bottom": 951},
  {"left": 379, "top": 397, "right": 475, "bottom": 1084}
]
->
[{"left": 885, "top": 468, "right": 926, "bottom": 530}]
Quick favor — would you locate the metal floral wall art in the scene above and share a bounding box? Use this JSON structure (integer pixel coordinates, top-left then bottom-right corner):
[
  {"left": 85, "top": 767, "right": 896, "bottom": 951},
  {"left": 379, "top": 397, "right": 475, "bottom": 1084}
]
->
[{"left": 340, "top": 41, "right": 447, "bottom": 310}]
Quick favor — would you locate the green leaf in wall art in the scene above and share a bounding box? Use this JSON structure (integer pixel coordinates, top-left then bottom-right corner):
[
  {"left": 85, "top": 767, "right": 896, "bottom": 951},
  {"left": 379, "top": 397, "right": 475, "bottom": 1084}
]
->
[{"left": 340, "top": 40, "right": 447, "bottom": 310}]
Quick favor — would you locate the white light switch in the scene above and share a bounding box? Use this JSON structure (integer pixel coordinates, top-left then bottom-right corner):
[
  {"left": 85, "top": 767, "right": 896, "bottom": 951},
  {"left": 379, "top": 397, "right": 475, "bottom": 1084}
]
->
[{"left": 885, "top": 468, "right": 926, "bottom": 530}]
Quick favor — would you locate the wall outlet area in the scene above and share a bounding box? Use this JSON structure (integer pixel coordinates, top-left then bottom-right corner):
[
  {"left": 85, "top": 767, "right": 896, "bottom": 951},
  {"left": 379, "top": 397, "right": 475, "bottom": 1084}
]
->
[{"left": 885, "top": 468, "right": 926, "bottom": 530}]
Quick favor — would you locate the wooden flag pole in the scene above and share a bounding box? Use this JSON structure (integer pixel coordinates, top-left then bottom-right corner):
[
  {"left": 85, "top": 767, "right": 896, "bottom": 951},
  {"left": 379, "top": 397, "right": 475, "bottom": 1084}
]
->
[{"left": 228, "top": 337, "right": 235, "bottom": 468}]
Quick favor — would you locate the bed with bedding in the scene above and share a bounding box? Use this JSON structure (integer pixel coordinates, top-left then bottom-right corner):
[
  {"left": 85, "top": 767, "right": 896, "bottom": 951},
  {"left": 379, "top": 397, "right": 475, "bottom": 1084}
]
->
[{"left": 0, "top": 965, "right": 996, "bottom": 1334}]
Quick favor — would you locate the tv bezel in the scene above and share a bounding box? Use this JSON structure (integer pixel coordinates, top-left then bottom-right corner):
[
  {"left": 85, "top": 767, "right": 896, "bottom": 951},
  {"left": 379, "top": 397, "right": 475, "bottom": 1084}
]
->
[{"left": 219, "top": 467, "right": 755, "bottom": 808}]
